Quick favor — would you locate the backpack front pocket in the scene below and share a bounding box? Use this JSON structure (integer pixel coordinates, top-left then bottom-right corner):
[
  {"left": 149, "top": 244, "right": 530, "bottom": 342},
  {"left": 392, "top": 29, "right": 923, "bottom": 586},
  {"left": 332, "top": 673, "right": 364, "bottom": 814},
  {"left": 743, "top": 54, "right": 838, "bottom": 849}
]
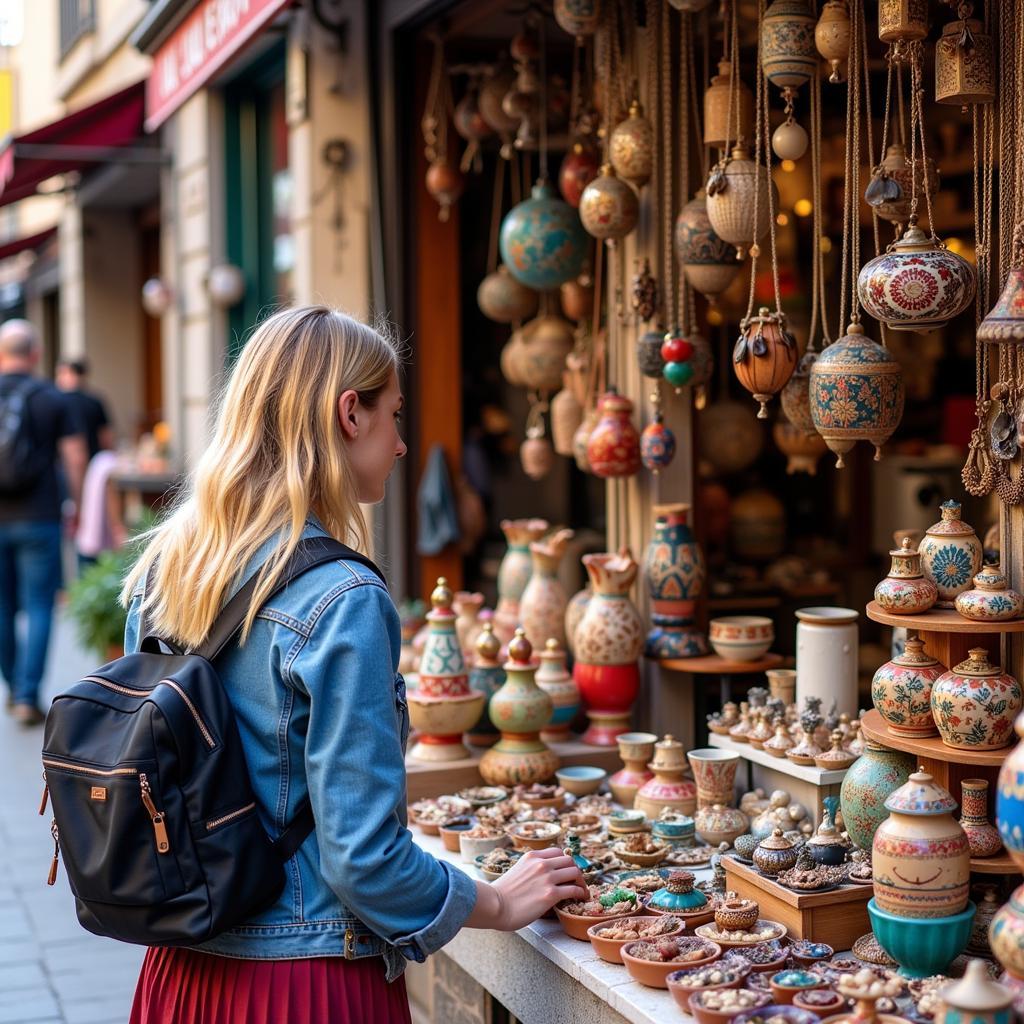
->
[{"left": 42, "top": 758, "right": 185, "bottom": 905}]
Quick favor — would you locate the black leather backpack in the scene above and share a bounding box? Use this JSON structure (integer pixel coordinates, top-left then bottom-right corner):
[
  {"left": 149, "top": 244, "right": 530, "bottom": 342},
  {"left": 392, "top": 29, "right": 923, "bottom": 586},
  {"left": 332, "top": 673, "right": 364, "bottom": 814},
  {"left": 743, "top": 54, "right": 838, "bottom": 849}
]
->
[{"left": 40, "top": 536, "right": 383, "bottom": 946}]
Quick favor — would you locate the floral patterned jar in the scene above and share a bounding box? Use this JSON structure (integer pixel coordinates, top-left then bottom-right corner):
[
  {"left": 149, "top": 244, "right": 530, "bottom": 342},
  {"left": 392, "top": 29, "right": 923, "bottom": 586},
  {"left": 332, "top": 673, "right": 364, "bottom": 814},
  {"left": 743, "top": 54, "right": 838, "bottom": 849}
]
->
[
  {"left": 932, "top": 649, "right": 1023, "bottom": 751},
  {"left": 872, "top": 769, "right": 971, "bottom": 918},
  {"left": 919, "top": 500, "right": 984, "bottom": 608},
  {"left": 874, "top": 537, "right": 939, "bottom": 614},
  {"left": 997, "top": 713, "right": 1024, "bottom": 871},
  {"left": 955, "top": 564, "right": 1024, "bottom": 622},
  {"left": 841, "top": 742, "right": 916, "bottom": 851},
  {"left": 959, "top": 779, "right": 1003, "bottom": 858},
  {"left": 586, "top": 389, "right": 641, "bottom": 478},
  {"left": 872, "top": 636, "right": 944, "bottom": 738}
]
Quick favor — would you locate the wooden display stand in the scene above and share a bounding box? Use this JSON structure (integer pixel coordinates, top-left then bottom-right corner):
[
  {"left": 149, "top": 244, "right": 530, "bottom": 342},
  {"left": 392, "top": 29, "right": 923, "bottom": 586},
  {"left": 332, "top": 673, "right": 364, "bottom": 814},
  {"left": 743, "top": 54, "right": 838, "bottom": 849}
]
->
[{"left": 723, "top": 856, "right": 872, "bottom": 949}]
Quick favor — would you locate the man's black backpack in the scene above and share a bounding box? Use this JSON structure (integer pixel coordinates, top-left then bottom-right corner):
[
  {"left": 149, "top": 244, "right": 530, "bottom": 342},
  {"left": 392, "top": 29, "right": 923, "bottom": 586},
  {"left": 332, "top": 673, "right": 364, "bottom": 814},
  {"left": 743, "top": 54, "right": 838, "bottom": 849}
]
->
[
  {"left": 0, "top": 376, "right": 47, "bottom": 492},
  {"left": 40, "top": 536, "right": 384, "bottom": 946}
]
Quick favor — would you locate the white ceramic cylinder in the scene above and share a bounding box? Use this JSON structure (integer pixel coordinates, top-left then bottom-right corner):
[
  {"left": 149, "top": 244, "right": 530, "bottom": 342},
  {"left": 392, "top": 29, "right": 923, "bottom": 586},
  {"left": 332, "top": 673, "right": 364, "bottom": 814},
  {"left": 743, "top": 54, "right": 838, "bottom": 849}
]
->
[{"left": 795, "top": 607, "right": 859, "bottom": 715}]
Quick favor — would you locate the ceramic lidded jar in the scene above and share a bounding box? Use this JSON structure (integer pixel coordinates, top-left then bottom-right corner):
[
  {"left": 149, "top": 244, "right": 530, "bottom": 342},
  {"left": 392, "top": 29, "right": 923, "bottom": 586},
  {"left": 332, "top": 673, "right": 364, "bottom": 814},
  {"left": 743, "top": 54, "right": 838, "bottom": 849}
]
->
[
  {"left": 871, "top": 636, "right": 944, "bottom": 738},
  {"left": 676, "top": 189, "right": 740, "bottom": 302},
  {"left": 931, "top": 649, "right": 1023, "bottom": 751},
  {"left": 535, "top": 639, "right": 580, "bottom": 743},
  {"left": 635, "top": 735, "right": 698, "bottom": 819},
  {"left": 806, "top": 810, "right": 848, "bottom": 866},
  {"left": 874, "top": 538, "right": 939, "bottom": 614},
  {"left": 872, "top": 769, "right": 971, "bottom": 918},
  {"left": 494, "top": 518, "right": 549, "bottom": 645},
  {"left": 520, "top": 528, "right": 575, "bottom": 652},
  {"left": 649, "top": 870, "right": 709, "bottom": 914},
  {"left": 841, "top": 742, "right": 916, "bottom": 851},
  {"left": 955, "top": 564, "right": 1024, "bottom": 622},
  {"left": 466, "top": 622, "right": 505, "bottom": 747},
  {"left": 586, "top": 389, "right": 641, "bottom": 477},
  {"left": 919, "top": 501, "right": 984, "bottom": 608},
  {"left": 997, "top": 713, "right": 1024, "bottom": 870},
  {"left": 643, "top": 503, "right": 709, "bottom": 660},
  {"left": 753, "top": 828, "right": 799, "bottom": 876},
  {"left": 936, "top": 959, "right": 1014, "bottom": 1024},
  {"left": 959, "top": 779, "right": 1003, "bottom": 858}
]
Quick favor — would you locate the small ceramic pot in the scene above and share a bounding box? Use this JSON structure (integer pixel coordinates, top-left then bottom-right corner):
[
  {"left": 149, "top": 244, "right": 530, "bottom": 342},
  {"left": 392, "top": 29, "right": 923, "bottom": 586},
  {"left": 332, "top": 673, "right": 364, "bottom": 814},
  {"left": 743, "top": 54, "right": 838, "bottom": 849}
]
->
[
  {"left": 733, "top": 834, "right": 759, "bottom": 860},
  {"left": 813, "top": 730, "right": 858, "bottom": 770},
  {"left": 648, "top": 870, "right": 710, "bottom": 914},
  {"left": 715, "top": 898, "right": 760, "bottom": 932},
  {"left": 687, "top": 987, "right": 772, "bottom": 1024},
  {"left": 931, "top": 649, "right": 1023, "bottom": 751},
  {"left": 871, "top": 636, "right": 944, "bottom": 738},
  {"left": 438, "top": 817, "right": 476, "bottom": 852},
  {"left": 621, "top": 938, "right": 723, "bottom": 988},
  {"left": 695, "top": 804, "right": 749, "bottom": 846},
  {"left": 556, "top": 766, "right": 607, "bottom": 797},
  {"left": 709, "top": 616, "right": 774, "bottom": 662},
  {"left": 635, "top": 735, "right": 698, "bottom": 819},
  {"left": 554, "top": 901, "right": 645, "bottom": 942},
  {"left": 792, "top": 989, "right": 845, "bottom": 1015},
  {"left": 587, "top": 915, "right": 685, "bottom": 965},
  {"left": 919, "top": 500, "right": 984, "bottom": 608},
  {"left": 688, "top": 748, "right": 741, "bottom": 810},
  {"left": 934, "top": 958, "right": 1013, "bottom": 1024},
  {"left": 753, "top": 829, "right": 799, "bottom": 876},
  {"left": 955, "top": 563, "right": 1024, "bottom": 622},
  {"left": 789, "top": 940, "right": 834, "bottom": 967},
  {"left": 769, "top": 970, "right": 828, "bottom": 1005},
  {"left": 666, "top": 961, "right": 753, "bottom": 1011},
  {"left": 959, "top": 778, "right": 1003, "bottom": 858},
  {"left": 459, "top": 831, "right": 510, "bottom": 864},
  {"left": 732, "top": 1006, "right": 819, "bottom": 1024},
  {"left": 874, "top": 537, "right": 939, "bottom": 614},
  {"left": 507, "top": 821, "right": 562, "bottom": 851}
]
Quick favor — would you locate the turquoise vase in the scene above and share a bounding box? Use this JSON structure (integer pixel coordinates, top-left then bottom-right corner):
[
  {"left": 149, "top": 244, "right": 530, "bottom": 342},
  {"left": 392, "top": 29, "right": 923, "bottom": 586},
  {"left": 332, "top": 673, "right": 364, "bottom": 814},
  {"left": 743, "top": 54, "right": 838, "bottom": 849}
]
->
[
  {"left": 998, "top": 712, "right": 1024, "bottom": 872},
  {"left": 840, "top": 741, "right": 915, "bottom": 851}
]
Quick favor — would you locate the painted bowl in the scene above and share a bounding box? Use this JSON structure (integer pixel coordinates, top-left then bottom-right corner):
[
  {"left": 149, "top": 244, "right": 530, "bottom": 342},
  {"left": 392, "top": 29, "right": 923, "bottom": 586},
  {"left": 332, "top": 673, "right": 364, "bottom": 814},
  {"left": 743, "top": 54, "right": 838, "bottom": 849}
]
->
[
  {"left": 514, "top": 786, "right": 567, "bottom": 811},
  {"left": 587, "top": 915, "right": 685, "bottom": 965},
  {"left": 438, "top": 816, "right": 476, "bottom": 852},
  {"left": 459, "top": 831, "right": 509, "bottom": 864},
  {"left": 686, "top": 987, "right": 773, "bottom": 1024},
  {"left": 695, "top": 921, "right": 788, "bottom": 949},
  {"left": 726, "top": 941, "right": 790, "bottom": 974},
  {"left": 457, "top": 786, "right": 508, "bottom": 808},
  {"left": 653, "top": 815, "right": 695, "bottom": 839},
  {"left": 621, "top": 937, "right": 723, "bottom": 988},
  {"left": 789, "top": 940, "right": 834, "bottom": 967},
  {"left": 867, "top": 898, "right": 976, "bottom": 978},
  {"left": 556, "top": 766, "right": 608, "bottom": 797},
  {"left": 769, "top": 969, "right": 829, "bottom": 1004},
  {"left": 612, "top": 841, "right": 670, "bottom": 868},
  {"left": 731, "top": 1004, "right": 821, "bottom": 1024},
  {"left": 506, "top": 821, "right": 563, "bottom": 851},
  {"left": 793, "top": 989, "right": 846, "bottom": 1015},
  {"left": 665, "top": 959, "right": 751, "bottom": 999},
  {"left": 709, "top": 616, "right": 775, "bottom": 662},
  {"left": 554, "top": 901, "right": 650, "bottom": 941}
]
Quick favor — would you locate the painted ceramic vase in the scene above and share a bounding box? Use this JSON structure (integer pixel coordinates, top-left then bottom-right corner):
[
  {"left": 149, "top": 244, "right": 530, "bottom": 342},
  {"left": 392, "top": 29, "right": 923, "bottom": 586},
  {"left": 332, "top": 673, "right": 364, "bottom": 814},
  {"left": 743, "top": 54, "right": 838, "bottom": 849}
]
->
[
  {"left": 573, "top": 549, "right": 644, "bottom": 745},
  {"left": 960, "top": 779, "right": 1003, "bottom": 858},
  {"left": 704, "top": 60, "right": 754, "bottom": 150},
  {"left": 878, "top": 0, "right": 929, "bottom": 42},
  {"left": 815, "top": 0, "right": 851, "bottom": 82},
  {"left": 997, "top": 713, "right": 1024, "bottom": 871},
  {"left": 553, "top": 0, "right": 601, "bottom": 38},
  {"left": 796, "top": 607, "right": 859, "bottom": 715},
  {"left": 874, "top": 538, "right": 939, "bottom": 614},
  {"left": 407, "top": 579, "right": 487, "bottom": 762},
  {"left": 753, "top": 828, "right": 799, "bottom": 876},
  {"left": 919, "top": 501, "right": 984, "bottom": 608},
  {"left": 733, "top": 307, "right": 798, "bottom": 419},
  {"left": 479, "top": 631, "right": 560, "bottom": 786},
  {"left": 520, "top": 528, "right": 574, "bottom": 652},
  {"left": 688, "top": 748, "right": 741, "bottom": 810},
  {"left": 931, "top": 649, "right": 1022, "bottom": 751},
  {"left": 695, "top": 804, "right": 749, "bottom": 846},
  {"left": 761, "top": 0, "right": 817, "bottom": 90},
  {"left": 453, "top": 591, "right": 486, "bottom": 656},
  {"left": 872, "top": 770, "right": 971, "bottom": 919},
  {"left": 841, "top": 741, "right": 916, "bottom": 851},
  {"left": 499, "top": 180, "right": 588, "bottom": 290},
  {"left": 871, "top": 636, "right": 944, "bottom": 738},
  {"left": 935, "top": 958, "right": 1013, "bottom": 1024},
  {"left": 535, "top": 639, "right": 580, "bottom": 743},
  {"left": 706, "top": 147, "right": 778, "bottom": 259},
  {"left": 643, "top": 503, "right": 709, "bottom": 660},
  {"left": 494, "top": 518, "right": 549, "bottom": 645},
  {"left": 564, "top": 585, "right": 591, "bottom": 657},
  {"left": 609, "top": 731, "right": 656, "bottom": 808},
  {"left": 579, "top": 164, "right": 639, "bottom": 242},
  {"left": 559, "top": 141, "right": 601, "bottom": 208},
  {"left": 635, "top": 734, "right": 698, "bottom": 818},
  {"left": 866, "top": 143, "right": 940, "bottom": 226},
  {"left": 586, "top": 390, "right": 641, "bottom": 477},
  {"left": 858, "top": 225, "right": 977, "bottom": 333},
  {"left": 477, "top": 265, "right": 539, "bottom": 324},
  {"left": 609, "top": 99, "right": 653, "bottom": 188},
  {"left": 640, "top": 413, "right": 676, "bottom": 474},
  {"left": 978, "top": 266, "right": 1024, "bottom": 343},
  {"left": 649, "top": 870, "right": 708, "bottom": 913},
  {"left": 809, "top": 322, "right": 905, "bottom": 468},
  {"left": 989, "top": 883, "right": 1024, "bottom": 981},
  {"left": 466, "top": 622, "right": 505, "bottom": 747},
  {"left": 955, "top": 564, "right": 1024, "bottom": 622},
  {"left": 676, "top": 189, "right": 740, "bottom": 301},
  {"left": 935, "top": 18, "right": 996, "bottom": 106}
]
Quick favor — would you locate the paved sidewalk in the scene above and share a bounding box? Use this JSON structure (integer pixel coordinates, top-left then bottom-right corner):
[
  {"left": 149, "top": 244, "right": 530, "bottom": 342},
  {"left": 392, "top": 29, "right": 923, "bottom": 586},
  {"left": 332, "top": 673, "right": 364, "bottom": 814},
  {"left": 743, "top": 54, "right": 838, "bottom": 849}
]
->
[{"left": 0, "top": 610, "right": 144, "bottom": 1024}]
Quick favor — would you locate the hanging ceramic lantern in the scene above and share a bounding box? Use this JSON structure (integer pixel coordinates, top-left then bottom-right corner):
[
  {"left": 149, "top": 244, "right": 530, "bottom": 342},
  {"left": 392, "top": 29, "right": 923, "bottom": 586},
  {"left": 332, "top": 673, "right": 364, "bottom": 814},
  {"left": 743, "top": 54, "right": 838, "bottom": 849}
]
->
[
  {"left": 554, "top": 0, "right": 601, "bottom": 40},
  {"left": 517, "top": 314, "right": 575, "bottom": 393},
  {"left": 935, "top": 16, "right": 996, "bottom": 109},
  {"left": 865, "top": 143, "right": 940, "bottom": 226},
  {"left": 879, "top": 0, "right": 929, "bottom": 43},
  {"left": 479, "top": 64, "right": 519, "bottom": 158},
  {"left": 706, "top": 148, "right": 777, "bottom": 259},
  {"left": 815, "top": 0, "right": 851, "bottom": 83},
  {"left": 761, "top": 0, "right": 817, "bottom": 91},
  {"left": 641, "top": 412, "right": 677, "bottom": 474},
  {"left": 500, "top": 180, "right": 588, "bottom": 290},
  {"left": 425, "top": 159, "right": 464, "bottom": 222},
  {"left": 477, "top": 265, "right": 539, "bottom": 324},
  {"left": 637, "top": 330, "right": 666, "bottom": 378},
  {"left": 704, "top": 60, "right": 755, "bottom": 150},
  {"left": 551, "top": 382, "right": 583, "bottom": 456},
  {"left": 773, "top": 418, "right": 828, "bottom": 475},
  {"left": 977, "top": 266, "right": 1024, "bottom": 342},
  {"left": 675, "top": 189, "right": 741, "bottom": 301},
  {"left": 586, "top": 389, "right": 641, "bottom": 477},
  {"left": 733, "top": 307, "right": 798, "bottom": 418},
  {"left": 857, "top": 223, "right": 977, "bottom": 333},
  {"left": 559, "top": 141, "right": 601, "bottom": 208},
  {"left": 521, "top": 426, "right": 555, "bottom": 480},
  {"left": 579, "top": 164, "right": 639, "bottom": 242},
  {"left": 560, "top": 273, "right": 594, "bottom": 321},
  {"left": 809, "top": 322, "right": 905, "bottom": 467},
  {"left": 610, "top": 100, "right": 654, "bottom": 188},
  {"left": 781, "top": 349, "right": 818, "bottom": 433}
]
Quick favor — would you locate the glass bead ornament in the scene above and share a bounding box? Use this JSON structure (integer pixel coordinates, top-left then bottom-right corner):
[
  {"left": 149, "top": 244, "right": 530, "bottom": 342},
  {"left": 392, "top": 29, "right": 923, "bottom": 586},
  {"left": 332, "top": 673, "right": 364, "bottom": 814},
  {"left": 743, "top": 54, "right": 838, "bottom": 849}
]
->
[
  {"left": 500, "top": 179, "right": 588, "bottom": 290},
  {"left": 641, "top": 412, "right": 677, "bottom": 474},
  {"left": 704, "top": 60, "right": 755, "bottom": 150},
  {"left": 935, "top": 14, "right": 996, "bottom": 109},
  {"left": 477, "top": 265, "right": 539, "bottom": 324},
  {"left": 559, "top": 141, "right": 601, "bottom": 208},
  {"left": 809, "top": 321, "right": 905, "bottom": 467},
  {"left": 706, "top": 147, "right": 778, "bottom": 260},
  {"left": 579, "top": 164, "right": 639, "bottom": 242},
  {"left": 609, "top": 99, "right": 654, "bottom": 189},
  {"left": 662, "top": 330, "right": 713, "bottom": 393},
  {"left": 554, "top": 0, "right": 602, "bottom": 40},
  {"left": 675, "top": 189, "right": 740, "bottom": 301},
  {"left": 878, "top": 0, "right": 930, "bottom": 43},
  {"left": 857, "top": 223, "right": 977, "bottom": 333},
  {"left": 815, "top": 0, "right": 851, "bottom": 83},
  {"left": 733, "top": 307, "right": 798, "bottom": 418}
]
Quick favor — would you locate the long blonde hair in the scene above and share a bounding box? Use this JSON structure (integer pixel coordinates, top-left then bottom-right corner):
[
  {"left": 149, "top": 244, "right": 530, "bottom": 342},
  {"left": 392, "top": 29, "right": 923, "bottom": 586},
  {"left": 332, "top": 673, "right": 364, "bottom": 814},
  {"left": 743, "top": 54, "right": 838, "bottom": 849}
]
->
[{"left": 123, "top": 305, "right": 399, "bottom": 648}]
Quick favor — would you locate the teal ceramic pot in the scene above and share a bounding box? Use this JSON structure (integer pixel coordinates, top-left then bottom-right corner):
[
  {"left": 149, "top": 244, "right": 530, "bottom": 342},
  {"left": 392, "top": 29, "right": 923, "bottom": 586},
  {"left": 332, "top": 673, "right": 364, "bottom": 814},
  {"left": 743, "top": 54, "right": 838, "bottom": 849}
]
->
[
  {"left": 867, "top": 898, "right": 975, "bottom": 978},
  {"left": 649, "top": 870, "right": 709, "bottom": 913},
  {"left": 840, "top": 741, "right": 916, "bottom": 851},
  {"left": 997, "top": 713, "right": 1024, "bottom": 872},
  {"left": 652, "top": 816, "right": 696, "bottom": 847}
]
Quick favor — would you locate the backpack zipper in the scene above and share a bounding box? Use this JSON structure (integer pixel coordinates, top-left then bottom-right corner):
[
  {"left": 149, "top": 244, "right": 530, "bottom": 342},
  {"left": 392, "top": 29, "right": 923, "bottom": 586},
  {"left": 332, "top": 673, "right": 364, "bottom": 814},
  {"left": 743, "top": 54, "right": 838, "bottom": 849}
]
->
[
  {"left": 42, "top": 757, "right": 138, "bottom": 776},
  {"left": 139, "top": 773, "right": 171, "bottom": 854},
  {"left": 206, "top": 802, "right": 256, "bottom": 831},
  {"left": 47, "top": 819, "right": 60, "bottom": 886}
]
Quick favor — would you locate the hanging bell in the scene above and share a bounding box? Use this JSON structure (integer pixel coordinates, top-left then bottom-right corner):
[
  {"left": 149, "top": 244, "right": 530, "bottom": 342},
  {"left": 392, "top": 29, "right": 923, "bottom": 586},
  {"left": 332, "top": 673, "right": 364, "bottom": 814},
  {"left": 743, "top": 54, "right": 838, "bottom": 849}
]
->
[
  {"left": 641, "top": 412, "right": 677, "bottom": 474},
  {"left": 977, "top": 266, "right": 1024, "bottom": 343},
  {"left": 704, "top": 60, "right": 755, "bottom": 150},
  {"left": 554, "top": 0, "right": 601, "bottom": 41},
  {"left": 864, "top": 143, "right": 940, "bottom": 226},
  {"left": 815, "top": 0, "right": 851, "bottom": 83},
  {"left": 706, "top": 147, "right": 777, "bottom": 260},
  {"left": 610, "top": 100, "right": 654, "bottom": 188},
  {"left": 675, "top": 189, "right": 741, "bottom": 300},
  {"left": 580, "top": 164, "right": 640, "bottom": 242},
  {"left": 761, "top": 0, "right": 817, "bottom": 92},
  {"left": 878, "top": 0, "right": 929, "bottom": 43},
  {"left": 733, "top": 307, "right": 798, "bottom": 419},
  {"left": 935, "top": 17, "right": 996, "bottom": 109}
]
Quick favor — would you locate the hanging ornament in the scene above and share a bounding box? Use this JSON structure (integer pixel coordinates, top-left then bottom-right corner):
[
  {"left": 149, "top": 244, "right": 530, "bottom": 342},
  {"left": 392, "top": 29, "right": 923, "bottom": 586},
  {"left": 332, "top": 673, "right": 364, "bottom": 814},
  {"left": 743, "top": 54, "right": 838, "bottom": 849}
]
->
[
  {"left": 454, "top": 78, "right": 493, "bottom": 174},
  {"left": 521, "top": 405, "right": 555, "bottom": 480},
  {"left": 865, "top": 143, "right": 940, "bottom": 227},
  {"left": 586, "top": 389, "right": 641, "bottom": 477},
  {"left": 706, "top": 147, "right": 777, "bottom": 259},
  {"left": 561, "top": 273, "right": 595, "bottom": 322},
  {"left": 500, "top": 329, "right": 528, "bottom": 387},
  {"left": 700, "top": 400, "right": 764, "bottom": 473},
  {"left": 640, "top": 411, "right": 677, "bottom": 474},
  {"left": 675, "top": 189, "right": 740, "bottom": 301},
  {"left": 978, "top": 267, "right": 1024, "bottom": 343},
  {"left": 637, "top": 330, "right": 666, "bottom": 378},
  {"left": 420, "top": 35, "right": 463, "bottom": 222},
  {"left": 610, "top": 99, "right": 654, "bottom": 188},
  {"left": 660, "top": 331, "right": 713, "bottom": 393},
  {"left": 733, "top": 307, "right": 798, "bottom": 418},
  {"left": 559, "top": 141, "right": 601, "bottom": 207},
  {"left": 857, "top": 222, "right": 977, "bottom": 333},
  {"left": 631, "top": 259, "right": 658, "bottom": 322},
  {"left": 425, "top": 160, "right": 464, "bottom": 222},
  {"left": 761, "top": 0, "right": 817, "bottom": 91},
  {"left": 503, "top": 22, "right": 542, "bottom": 151},
  {"left": 772, "top": 118, "right": 808, "bottom": 161},
  {"left": 500, "top": 181, "right": 588, "bottom": 290},
  {"left": 935, "top": 6, "right": 996, "bottom": 110},
  {"left": 517, "top": 314, "right": 575, "bottom": 393},
  {"left": 551, "top": 382, "right": 584, "bottom": 456},
  {"left": 879, "top": 0, "right": 930, "bottom": 44},
  {"left": 579, "top": 164, "right": 639, "bottom": 242},
  {"left": 781, "top": 349, "right": 819, "bottom": 433},
  {"left": 554, "top": 0, "right": 602, "bottom": 42},
  {"left": 810, "top": 322, "right": 905, "bottom": 467},
  {"left": 478, "top": 265, "right": 539, "bottom": 324},
  {"left": 572, "top": 407, "right": 600, "bottom": 472},
  {"left": 773, "top": 417, "right": 829, "bottom": 475},
  {"left": 479, "top": 63, "right": 519, "bottom": 159},
  {"left": 815, "top": 0, "right": 851, "bottom": 83},
  {"left": 704, "top": 60, "right": 755, "bottom": 150}
]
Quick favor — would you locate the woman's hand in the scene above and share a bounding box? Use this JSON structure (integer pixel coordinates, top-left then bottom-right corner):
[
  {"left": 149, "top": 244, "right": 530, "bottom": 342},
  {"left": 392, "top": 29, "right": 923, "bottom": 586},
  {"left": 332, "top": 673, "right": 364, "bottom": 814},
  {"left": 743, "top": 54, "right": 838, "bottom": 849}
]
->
[{"left": 466, "top": 847, "right": 588, "bottom": 932}]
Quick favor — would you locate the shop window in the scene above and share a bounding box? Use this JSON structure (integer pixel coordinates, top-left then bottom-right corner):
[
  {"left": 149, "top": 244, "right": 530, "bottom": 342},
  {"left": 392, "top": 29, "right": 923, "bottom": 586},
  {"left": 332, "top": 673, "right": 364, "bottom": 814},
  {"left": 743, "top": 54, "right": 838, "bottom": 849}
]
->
[{"left": 59, "top": 0, "right": 94, "bottom": 58}]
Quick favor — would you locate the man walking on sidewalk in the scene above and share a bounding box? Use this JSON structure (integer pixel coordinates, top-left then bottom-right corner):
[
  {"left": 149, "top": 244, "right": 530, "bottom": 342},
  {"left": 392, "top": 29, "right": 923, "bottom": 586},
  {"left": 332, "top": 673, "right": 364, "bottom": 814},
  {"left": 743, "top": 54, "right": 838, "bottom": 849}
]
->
[{"left": 0, "top": 320, "right": 87, "bottom": 725}]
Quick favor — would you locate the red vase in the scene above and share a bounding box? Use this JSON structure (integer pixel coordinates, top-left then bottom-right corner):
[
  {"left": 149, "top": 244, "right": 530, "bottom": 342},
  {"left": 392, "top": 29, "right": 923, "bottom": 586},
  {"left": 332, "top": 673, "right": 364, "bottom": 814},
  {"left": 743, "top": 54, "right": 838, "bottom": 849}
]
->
[{"left": 586, "top": 389, "right": 641, "bottom": 478}]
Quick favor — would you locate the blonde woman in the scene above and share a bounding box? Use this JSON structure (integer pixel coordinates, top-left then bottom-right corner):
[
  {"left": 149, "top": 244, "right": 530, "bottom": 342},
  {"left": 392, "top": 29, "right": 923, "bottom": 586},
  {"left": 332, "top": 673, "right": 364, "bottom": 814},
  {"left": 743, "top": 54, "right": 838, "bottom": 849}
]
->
[{"left": 123, "top": 306, "right": 587, "bottom": 1023}]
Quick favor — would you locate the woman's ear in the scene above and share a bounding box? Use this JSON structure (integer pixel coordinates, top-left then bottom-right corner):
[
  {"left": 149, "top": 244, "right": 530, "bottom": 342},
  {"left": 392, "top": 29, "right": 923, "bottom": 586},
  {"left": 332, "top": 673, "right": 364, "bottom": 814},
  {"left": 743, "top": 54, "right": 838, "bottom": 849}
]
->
[{"left": 338, "top": 390, "right": 360, "bottom": 440}]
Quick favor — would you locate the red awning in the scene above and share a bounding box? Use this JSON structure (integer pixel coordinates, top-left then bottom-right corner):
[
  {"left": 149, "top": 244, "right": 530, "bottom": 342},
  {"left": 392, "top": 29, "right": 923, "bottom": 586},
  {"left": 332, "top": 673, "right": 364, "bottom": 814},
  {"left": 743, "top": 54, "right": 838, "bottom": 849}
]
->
[
  {"left": 0, "top": 81, "right": 148, "bottom": 208},
  {"left": 0, "top": 226, "right": 56, "bottom": 262}
]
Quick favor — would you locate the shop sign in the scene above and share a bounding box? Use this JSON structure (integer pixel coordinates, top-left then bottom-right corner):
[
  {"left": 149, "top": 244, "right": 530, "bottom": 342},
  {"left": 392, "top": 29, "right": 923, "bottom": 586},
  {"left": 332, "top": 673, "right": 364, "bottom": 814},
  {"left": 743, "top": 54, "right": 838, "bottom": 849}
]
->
[{"left": 145, "top": 0, "right": 290, "bottom": 132}]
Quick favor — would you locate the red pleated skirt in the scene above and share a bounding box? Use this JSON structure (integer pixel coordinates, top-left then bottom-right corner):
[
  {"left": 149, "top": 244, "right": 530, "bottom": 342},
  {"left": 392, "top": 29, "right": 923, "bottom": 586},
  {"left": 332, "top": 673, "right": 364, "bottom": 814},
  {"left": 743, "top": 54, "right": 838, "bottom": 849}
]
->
[{"left": 130, "top": 946, "right": 412, "bottom": 1024}]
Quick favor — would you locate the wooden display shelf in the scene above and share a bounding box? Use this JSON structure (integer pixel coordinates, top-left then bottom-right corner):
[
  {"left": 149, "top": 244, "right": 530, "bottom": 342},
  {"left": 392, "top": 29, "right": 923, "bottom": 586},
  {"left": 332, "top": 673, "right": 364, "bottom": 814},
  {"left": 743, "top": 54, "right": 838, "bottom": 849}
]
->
[
  {"left": 968, "top": 851, "right": 1018, "bottom": 874},
  {"left": 709, "top": 734, "right": 849, "bottom": 785},
  {"left": 659, "top": 653, "right": 785, "bottom": 674},
  {"left": 723, "top": 855, "right": 871, "bottom": 949}
]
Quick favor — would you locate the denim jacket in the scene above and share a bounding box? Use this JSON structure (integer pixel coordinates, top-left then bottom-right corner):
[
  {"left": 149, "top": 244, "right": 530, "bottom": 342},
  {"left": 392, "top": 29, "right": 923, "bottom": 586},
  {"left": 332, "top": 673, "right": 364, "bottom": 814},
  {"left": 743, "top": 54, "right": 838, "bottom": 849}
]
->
[{"left": 124, "top": 520, "right": 478, "bottom": 980}]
